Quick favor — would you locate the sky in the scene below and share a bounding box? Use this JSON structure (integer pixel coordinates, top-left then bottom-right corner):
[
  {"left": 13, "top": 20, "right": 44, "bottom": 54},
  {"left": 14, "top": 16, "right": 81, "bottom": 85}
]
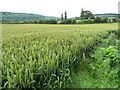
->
[{"left": 0, "top": 0, "right": 119, "bottom": 18}]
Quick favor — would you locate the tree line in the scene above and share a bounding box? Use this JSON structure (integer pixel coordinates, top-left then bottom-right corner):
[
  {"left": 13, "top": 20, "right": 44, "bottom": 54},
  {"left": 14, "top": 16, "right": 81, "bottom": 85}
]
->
[
  {"left": 2, "top": 19, "right": 57, "bottom": 24},
  {"left": 59, "top": 9, "right": 117, "bottom": 24}
]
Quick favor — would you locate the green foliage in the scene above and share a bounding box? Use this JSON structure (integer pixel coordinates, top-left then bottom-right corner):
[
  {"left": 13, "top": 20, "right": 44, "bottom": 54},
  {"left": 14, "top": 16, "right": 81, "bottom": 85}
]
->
[
  {"left": 64, "top": 11, "right": 67, "bottom": 20},
  {"left": 77, "top": 17, "right": 108, "bottom": 24},
  {"left": 90, "top": 32, "right": 119, "bottom": 83},
  {"left": 77, "top": 19, "right": 94, "bottom": 24},
  {"left": 68, "top": 33, "right": 119, "bottom": 88},
  {"left": 118, "top": 30, "right": 120, "bottom": 39},
  {"left": 2, "top": 12, "right": 58, "bottom": 24},
  {"left": 80, "top": 9, "right": 94, "bottom": 20},
  {"left": 60, "top": 19, "right": 76, "bottom": 24},
  {"left": 101, "top": 33, "right": 117, "bottom": 47},
  {"left": 35, "top": 19, "right": 57, "bottom": 24},
  {"left": 90, "top": 46, "right": 119, "bottom": 84},
  {"left": 112, "top": 18, "right": 117, "bottom": 22},
  {"left": 61, "top": 13, "right": 63, "bottom": 21},
  {"left": 94, "top": 17, "right": 107, "bottom": 23}
]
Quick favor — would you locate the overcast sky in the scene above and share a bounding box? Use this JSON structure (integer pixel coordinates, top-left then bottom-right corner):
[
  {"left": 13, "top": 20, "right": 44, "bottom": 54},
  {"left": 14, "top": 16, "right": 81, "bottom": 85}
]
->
[{"left": 0, "top": 0, "right": 119, "bottom": 18}]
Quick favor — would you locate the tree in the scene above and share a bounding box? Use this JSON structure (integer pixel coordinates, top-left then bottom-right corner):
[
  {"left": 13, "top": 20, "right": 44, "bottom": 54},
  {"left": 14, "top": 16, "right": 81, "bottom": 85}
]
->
[
  {"left": 60, "top": 19, "right": 76, "bottom": 24},
  {"left": 80, "top": 8, "right": 84, "bottom": 19},
  {"left": 61, "top": 13, "right": 63, "bottom": 21},
  {"left": 112, "top": 18, "right": 117, "bottom": 22},
  {"left": 80, "top": 9, "right": 94, "bottom": 20},
  {"left": 64, "top": 11, "right": 67, "bottom": 20},
  {"left": 94, "top": 16, "right": 101, "bottom": 23}
]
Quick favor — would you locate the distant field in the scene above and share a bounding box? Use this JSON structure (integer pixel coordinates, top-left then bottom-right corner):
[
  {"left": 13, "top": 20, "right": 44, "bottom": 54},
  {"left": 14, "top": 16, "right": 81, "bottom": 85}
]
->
[
  {"left": 2, "top": 23, "right": 117, "bottom": 39},
  {"left": 2, "top": 23, "right": 118, "bottom": 88}
]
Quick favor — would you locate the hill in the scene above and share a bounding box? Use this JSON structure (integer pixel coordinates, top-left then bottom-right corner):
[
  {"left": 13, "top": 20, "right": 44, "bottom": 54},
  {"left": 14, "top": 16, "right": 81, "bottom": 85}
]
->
[
  {"left": 94, "top": 13, "right": 118, "bottom": 18},
  {"left": 1, "top": 12, "right": 58, "bottom": 23}
]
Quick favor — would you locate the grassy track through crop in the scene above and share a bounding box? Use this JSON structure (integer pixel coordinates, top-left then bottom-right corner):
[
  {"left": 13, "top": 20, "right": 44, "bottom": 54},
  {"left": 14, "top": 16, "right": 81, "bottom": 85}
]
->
[{"left": 67, "top": 33, "right": 119, "bottom": 88}]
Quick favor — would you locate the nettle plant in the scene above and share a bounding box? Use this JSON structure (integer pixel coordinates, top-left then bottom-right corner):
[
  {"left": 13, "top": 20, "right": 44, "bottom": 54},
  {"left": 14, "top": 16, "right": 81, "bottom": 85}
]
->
[{"left": 90, "top": 46, "right": 119, "bottom": 78}]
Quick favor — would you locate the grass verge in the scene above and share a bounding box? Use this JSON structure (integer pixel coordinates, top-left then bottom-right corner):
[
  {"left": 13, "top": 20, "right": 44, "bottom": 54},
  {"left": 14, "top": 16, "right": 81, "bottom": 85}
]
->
[{"left": 67, "top": 32, "right": 119, "bottom": 88}]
